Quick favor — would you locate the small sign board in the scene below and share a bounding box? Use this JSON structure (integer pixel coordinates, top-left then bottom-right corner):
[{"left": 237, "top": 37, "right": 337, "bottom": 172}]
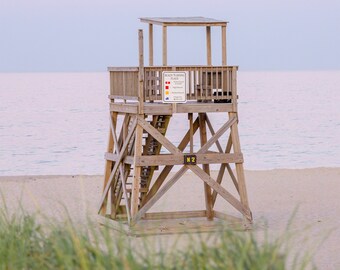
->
[
  {"left": 184, "top": 154, "right": 197, "bottom": 165},
  {"left": 162, "top": 71, "right": 188, "bottom": 103}
]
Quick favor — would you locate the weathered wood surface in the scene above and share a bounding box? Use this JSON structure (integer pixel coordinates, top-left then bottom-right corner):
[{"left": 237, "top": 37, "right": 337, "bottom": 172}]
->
[
  {"left": 98, "top": 117, "right": 137, "bottom": 214},
  {"left": 140, "top": 17, "right": 228, "bottom": 27},
  {"left": 134, "top": 153, "right": 243, "bottom": 166},
  {"left": 101, "top": 16, "right": 252, "bottom": 230},
  {"left": 108, "top": 65, "right": 237, "bottom": 103}
]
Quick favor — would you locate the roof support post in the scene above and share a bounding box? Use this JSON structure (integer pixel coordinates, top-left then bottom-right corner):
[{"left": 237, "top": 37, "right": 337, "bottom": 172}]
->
[
  {"left": 149, "top": 24, "right": 154, "bottom": 66},
  {"left": 221, "top": 25, "right": 227, "bottom": 65},
  {"left": 162, "top": 25, "right": 167, "bottom": 66},
  {"left": 206, "top": 26, "right": 212, "bottom": 65}
]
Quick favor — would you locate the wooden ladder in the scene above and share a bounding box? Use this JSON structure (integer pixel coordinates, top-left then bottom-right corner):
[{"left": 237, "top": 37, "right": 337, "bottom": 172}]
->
[
  {"left": 139, "top": 115, "right": 171, "bottom": 204},
  {"left": 113, "top": 115, "right": 171, "bottom": 214}
]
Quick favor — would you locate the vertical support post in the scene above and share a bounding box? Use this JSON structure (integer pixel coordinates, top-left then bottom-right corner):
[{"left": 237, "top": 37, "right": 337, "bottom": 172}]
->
[
  {"left": 138, "top": 29, "right": 144, "bottom": 114},
  {"left": 110, "top": 112, "right": 119, "bottom": 219},
  {"left": 188, "top": 113, "right": 194, "bottom": 153},
  {"left": 199, "top": 113, "right": 213, "bottom": 220},
  {"left": 221, "top": 25, "right": 227, "bottom": 66},
  {"left": 229, "top": 115, "right": 251, "bottom": 220},
  {"left": 100, "top": 112, "right": 116, "bottom": 216},
  {"left": 231, "top": 66, "right": 237, "bottom": 112},
  {"left": 131, "top": 30, "right": 145, "bottom": 219},
  {"left": 149, "top": 24, "right": 154, "bottom": 66},
  {"left": 228, "top": 65, "right": 251, "bottom": 221},
  {"left": 131, "top": 122, "right": 143, "bottom": 218},
  {"left": 206, "top": 26, "right": 212, "bottom": 66},
  {"left": 162, "top": 25, "right": 167, "bottom": 66}
]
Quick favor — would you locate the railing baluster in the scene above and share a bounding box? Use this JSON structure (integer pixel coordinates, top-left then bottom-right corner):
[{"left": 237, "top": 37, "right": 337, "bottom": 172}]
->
[{"left": 139, "top": 66, "right": 236, "bottom": 102}]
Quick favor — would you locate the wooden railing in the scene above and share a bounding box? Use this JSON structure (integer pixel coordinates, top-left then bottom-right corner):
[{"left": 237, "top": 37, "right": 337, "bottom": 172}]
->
[
  {"left": 108, "top": 66, "right": 238, "bottom": 102},
  {"left": 109, "top": 67, "right": 139, "bottom": 100}
]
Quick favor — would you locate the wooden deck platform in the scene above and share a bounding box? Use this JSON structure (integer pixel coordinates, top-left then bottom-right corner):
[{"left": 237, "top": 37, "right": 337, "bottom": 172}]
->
[
  {"left": 98, "top": 210, "right": 251, "bottom": 236},
  {"left": 110, "top": 101, "right": 233, "bottom": 115}
]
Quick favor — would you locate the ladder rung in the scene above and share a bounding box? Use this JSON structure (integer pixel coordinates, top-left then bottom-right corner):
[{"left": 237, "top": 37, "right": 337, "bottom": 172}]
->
[{"left": 126, "top": 188, "right": 148, "bottom": 193}]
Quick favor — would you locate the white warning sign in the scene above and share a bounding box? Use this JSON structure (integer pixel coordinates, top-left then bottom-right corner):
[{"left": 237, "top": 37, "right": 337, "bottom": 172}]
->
[{"left": 162, "top": 71, "right": 188, "bottom": 103}]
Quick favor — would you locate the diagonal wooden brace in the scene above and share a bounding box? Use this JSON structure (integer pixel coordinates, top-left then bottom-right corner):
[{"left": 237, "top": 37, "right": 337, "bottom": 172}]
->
[
  {"left": 98, "top": 116, "right": 137, "bottom": 214},
  {"left": 137, "top": 116, "right": 181, "bottom": 154},
  {"left": 188, "top": 165, "right": 252, "bottom": 221}
]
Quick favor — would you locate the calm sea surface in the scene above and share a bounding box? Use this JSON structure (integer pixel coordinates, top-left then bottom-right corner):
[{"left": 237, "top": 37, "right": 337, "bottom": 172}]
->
[{"left": 0, "top": 71, "right": 339, "bottom": 176}]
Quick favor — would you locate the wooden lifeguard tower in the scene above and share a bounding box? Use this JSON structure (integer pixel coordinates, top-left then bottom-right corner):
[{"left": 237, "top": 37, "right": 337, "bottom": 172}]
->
[{"left": 98, "top": 17, "right": 252, "bottom": 235}]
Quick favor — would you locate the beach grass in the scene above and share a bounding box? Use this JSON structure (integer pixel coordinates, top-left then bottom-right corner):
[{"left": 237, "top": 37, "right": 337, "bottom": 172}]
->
[{"left": 0, "top": 206, "right": 316, "bottom": 270}]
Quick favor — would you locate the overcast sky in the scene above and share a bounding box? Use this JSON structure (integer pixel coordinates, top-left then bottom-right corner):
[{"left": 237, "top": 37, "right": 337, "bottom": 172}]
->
[{"left": 1, "top": 0, "right": 339, "bottom": 72}]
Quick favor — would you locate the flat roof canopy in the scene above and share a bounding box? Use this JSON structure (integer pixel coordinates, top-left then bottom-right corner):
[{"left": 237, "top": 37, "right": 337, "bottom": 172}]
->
[{"left": 140, "top": 17, "right": 228, "bottom": 27}]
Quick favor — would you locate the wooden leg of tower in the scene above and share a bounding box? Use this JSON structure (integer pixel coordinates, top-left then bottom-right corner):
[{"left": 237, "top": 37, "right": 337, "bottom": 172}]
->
[
  {"left": 229, "top": 112, "right": 252, "bottom": 221},
  {"left": 199, "top": 113, "right": 214, "bottom": 220},
  {"left": 100, "top": 112, "right": 117, "bottom": 216},
  {"left": 110, "top": 112, "right": 120, "bottom": 219},
  {"left": 131, "top": 124, "right": 143, "bottom": 218},
  {"left": 110, "top": 114, "right": 132, "bottom": 223}
]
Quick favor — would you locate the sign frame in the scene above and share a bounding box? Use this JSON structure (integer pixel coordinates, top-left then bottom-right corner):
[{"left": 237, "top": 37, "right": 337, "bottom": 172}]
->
[
  {"left": 184, "top": 154, "right": 197, "bottom": 165},
  {"left": 162, "top": 71, "right": 188, "bottom": 103}
]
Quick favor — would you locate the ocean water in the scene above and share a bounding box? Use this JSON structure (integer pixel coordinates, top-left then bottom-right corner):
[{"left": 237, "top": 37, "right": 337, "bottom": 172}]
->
[{"left": 0, "top": 71, "right": 339, "bottom": 176}]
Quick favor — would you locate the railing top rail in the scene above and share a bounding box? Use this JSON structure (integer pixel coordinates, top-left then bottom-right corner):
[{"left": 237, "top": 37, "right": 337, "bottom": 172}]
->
[
  {"left": 108, "top": 66, "right": 239, "bottom": 72},
  {"left": 144, "top": 65, "right": 238, "bottom": 69},
  {"left": 108, "top": 67, "right": 139, "bottom": 72}
]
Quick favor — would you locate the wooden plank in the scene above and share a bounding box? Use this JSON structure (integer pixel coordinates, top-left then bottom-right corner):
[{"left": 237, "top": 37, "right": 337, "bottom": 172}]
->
[
  {"left": 131, "top": 221, "right": 230, "bottom": 236},
  {"left": 134, "top": 153, "right": 243, "bottom": 166},
  {"left": 100, "top": 216, "right": 247, "bottom": 237},
  {"left": 98, "top": 117, "right": 137, "bottom": 214},
  {"left": 198, "top": 115, "right": 237, "bottom": 154},
  {"left": 231, "top": 67, "right": 237, "bottom": 112},
  {"left": 104, "top": 152, "right": 118, "bottom": 162},
  {"left": 109, "top": 112, "right": 119, "bottom": 218},
  {"left": 221, "top": 25, "right": 227, "bottom": 65},
  {"left": 199, "top": 113, "right": 213, "bottom": 220},
  {"left": 131, "top": 166, "right": 189, "bottom": 225},
  {"left": 206, "top": 26, "right": 212, "bottom": 65},
  {"left": 108, "top": 67, "right": 139, "bottom": 72},
  {"left": 108, "top": 95, "right": 139, "bottom": 101},
  {"left": 144, "top": 210, "right": 207, "bottom": 220},
  {"left": 137, "top": 116, "right": 181, "bottom": 154},
  {"left": 162, "top": 26, "right": 167, "bottom": 66},
  {"left": 131, "top": 124, "right": 143, "bottom": 217},
  {"left": 139, "top": 17, "right": 228, "bottom": 26},
  {"left": 138, "top": 29, "right": 144, "bottom": 113},
  {"left": 143, "top": 103, "right": 173, "bottom": 115},
  {"left": 105, "top": 153, "right": 134, "bottom": 165},
  {"left": 189, "top": 113, "right": 194, "bottom": 153},
  {"left": 110, "top": 103, "right": 138, "bottom": 114},
  {"left": 100, "top": 113, "right": 116, "bottom": 216},
  {"left": 229, "top": 113, "right": 251, "bottom": 221},
  {"left": 176, "top": 103, "right": 233, "bottom": 113},
  {"left": 149, "top": 24, "right": 153, "bottom": 66},
  {"left": 188, "top": 165, "right": 252, "bottom": 220},
  {"left": 144, "top": 65, "right": 237, "bottom": 70},
  {"left": 163, "top": 22, "right": 226, "bottom": 27}
]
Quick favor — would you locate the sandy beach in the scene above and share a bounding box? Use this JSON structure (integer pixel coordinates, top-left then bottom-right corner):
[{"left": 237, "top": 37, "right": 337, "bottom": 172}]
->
[{"left": 1, "top": 168, "right": 340, "bottom": 269}]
